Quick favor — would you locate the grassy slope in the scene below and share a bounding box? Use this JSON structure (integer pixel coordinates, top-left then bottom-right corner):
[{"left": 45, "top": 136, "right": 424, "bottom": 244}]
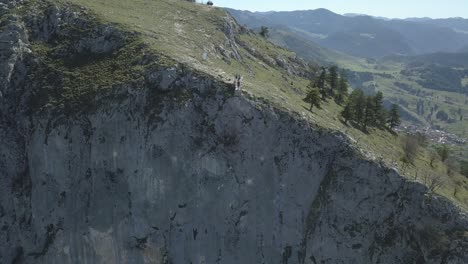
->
[
  {"left": 345, "top": 57, "right": 468, "bottom": 138},
  {"left": 462, "top": 77, "right": 468, "bottom": 87},
  {"left": 35, "top": 0, "right": 468, "bottom": 209},
  {"left": 341, "top": 58, "right": 468, "bottom": 207}
]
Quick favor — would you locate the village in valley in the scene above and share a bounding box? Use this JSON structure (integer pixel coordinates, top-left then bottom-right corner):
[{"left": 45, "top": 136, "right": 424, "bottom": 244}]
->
[{"left": 398, "top": 124, "right": 468, "bottom": 146}]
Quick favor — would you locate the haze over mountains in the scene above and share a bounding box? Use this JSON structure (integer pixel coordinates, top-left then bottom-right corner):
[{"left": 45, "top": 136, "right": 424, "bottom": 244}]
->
[{"left": 227, "top": 8, "right": 468, "bottom": 58}]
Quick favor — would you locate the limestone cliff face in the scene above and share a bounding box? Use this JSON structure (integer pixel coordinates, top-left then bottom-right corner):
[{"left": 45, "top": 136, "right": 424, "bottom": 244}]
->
[{"left": 1, "top": 1, "right": 468, "bottom": 264}]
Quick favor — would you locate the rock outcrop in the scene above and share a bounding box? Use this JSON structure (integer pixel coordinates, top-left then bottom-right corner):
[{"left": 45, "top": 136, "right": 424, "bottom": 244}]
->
[
  {"left": 1, "top": 1, "right": 468, "bottom": 264},
  {"left": 0, "top": 4, "right": 30, "bottom": 98}
]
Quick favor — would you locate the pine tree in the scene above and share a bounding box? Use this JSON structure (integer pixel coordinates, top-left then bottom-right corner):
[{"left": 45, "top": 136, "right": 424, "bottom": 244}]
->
[
  {"left": 364, "top": 96, "right": 376, "bottom": 129},
  {"left": 328, "top": 66, "right": 338, "bottom": 97},
  {"left": 349, "top": 89, "right": 366, "bottom": 125},
  {"left": 378, "top": 108, "right": 388, "bottom": 128},
  {"left": 374, "top": 91, "right": 383, "bottom": 109},
  {"left": 304, "top": 88, "right": 321, "bottom": 111},
  {"left": 316, "top": 67, "right": 327, "bottom": 99},
  {"left": 336, "top": 74, "right": 348, "bottom": 104},
  {"left": 373, "top": 91, "right": 386, "bottom": 127},
  {"left": 356, "top": 95, "right": 366, "bottom": 126},
  {"left": 341, "top": 102, "right": 353, "bottom": 124},
  {"left": 388, "top": 104, "right": 401, "bottom": 129},
  {"left": 259, "top": 26, "right": 269, "bottom": 38},
  {"left": 306, "top": 76, "right": 315, "bottom": 91}
]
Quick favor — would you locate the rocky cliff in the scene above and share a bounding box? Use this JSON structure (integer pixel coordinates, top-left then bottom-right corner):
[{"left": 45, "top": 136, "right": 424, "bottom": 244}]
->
[{"left": 1, "top": 1, "right": 468, "bottom": 263}]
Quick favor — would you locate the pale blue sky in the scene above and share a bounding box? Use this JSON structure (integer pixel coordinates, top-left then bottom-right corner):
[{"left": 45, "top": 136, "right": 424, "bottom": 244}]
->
[{"left": 212, "top": 0, "right": 468, "bottom": 19}]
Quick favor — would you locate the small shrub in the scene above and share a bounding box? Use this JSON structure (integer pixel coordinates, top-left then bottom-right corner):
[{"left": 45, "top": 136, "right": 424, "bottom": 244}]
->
[
  {"left": 401, "top": 135, "right": 420, "bottom": 165},
  {"left": 436, "top": 145, "right": 450, "bottom": 162},
  {"left": 422, "top": 173, "right": 444, "bottom": 193},
  {"left": 461, "top": 161, "right": 468, "bottom": 178},
  {"left": 259, "top": 26, "right": 269, "bottom": 38}
]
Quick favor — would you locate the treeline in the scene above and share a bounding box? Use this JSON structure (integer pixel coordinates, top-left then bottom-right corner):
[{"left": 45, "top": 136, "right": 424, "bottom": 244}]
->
[
  {"left": 304, "top": 66, "right": 400, "bottom": 131},
  {"left": 341, "top": 90, "right": 400, "bottom": 130},
  {"left": 402, "top": 65, "right": 468, "bottom": 94},
  {"left": 304, "top": 66, "right": 348, "bottom": 110}
]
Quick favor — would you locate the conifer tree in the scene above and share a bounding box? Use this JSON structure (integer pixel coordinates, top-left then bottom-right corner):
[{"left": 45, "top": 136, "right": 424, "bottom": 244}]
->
[
  {"left": 339, "top": 86, "right": 393, "bottom": 131},
  {"left": 373, "top": 91, "right": 386, "bottom": 127},
  {"left": 364, "top": 96, "right": 376, "bottom": 128},
  {"left": 259, "top": 26, "right": 269, "bottom": 38},
  {"left": 349, "top": 89, "right": 366, "bottom": 125},
  {"left": 328, "top": 66, "right": 338, "bottom": 97},
  {"left": 304, "top": 88, "right": 321, "bottom": 111},
  {"left": 336, "top": 74, "right": 348, "bottom": 104},
  {"left": 341, "top": 101, "right": 353, "bottom": 124},
  {"left": 374, "top": 91, "right": 383, "bottom": 109},
  {"left": 316, "top": 67, "right": 327, "bottom": 99},
  {"left": 388, "top": 104, "right": 401, "bottom": 129}
]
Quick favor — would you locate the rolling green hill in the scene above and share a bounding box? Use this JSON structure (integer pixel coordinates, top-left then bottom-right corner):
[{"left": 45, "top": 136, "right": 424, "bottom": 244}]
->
[{"left": 266, "top": 27, "right": 371, "bottom": 69}]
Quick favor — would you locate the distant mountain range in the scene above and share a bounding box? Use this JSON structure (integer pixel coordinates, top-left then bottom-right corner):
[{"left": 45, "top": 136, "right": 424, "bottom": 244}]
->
[
  {"left": 227, "top": 8, "right": 468, "bottom": 58},
  {"left": 266, "top": 26, "right": 364, "bottom": 66}
]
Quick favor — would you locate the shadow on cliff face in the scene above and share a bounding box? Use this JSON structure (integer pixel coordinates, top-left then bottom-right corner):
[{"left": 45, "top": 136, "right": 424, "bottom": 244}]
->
[{"left": 2, "top": 84, "right": 465, "bottom": 263}]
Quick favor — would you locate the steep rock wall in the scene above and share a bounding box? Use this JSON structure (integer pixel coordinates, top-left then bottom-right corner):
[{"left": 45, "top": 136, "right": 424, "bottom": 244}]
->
[
  {"left": 2, "top": 75, "right": 468, "bottom": 264},
  {"left": 1, "top": 1, "right": 468, "bottom": 264}
]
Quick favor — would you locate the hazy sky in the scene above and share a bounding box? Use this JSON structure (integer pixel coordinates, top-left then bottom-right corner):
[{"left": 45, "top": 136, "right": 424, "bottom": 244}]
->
[{"left": 212, "top": 0, "right": 468, "bottom": 19}]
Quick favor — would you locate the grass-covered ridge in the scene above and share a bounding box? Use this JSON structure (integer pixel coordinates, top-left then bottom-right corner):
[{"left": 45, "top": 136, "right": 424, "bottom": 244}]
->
[
  {"left": 58, "top": 0, "right": 312, "bottom": 106},
  {"left": 18, "top": 0, "right": 468, "bottom": 209}
]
